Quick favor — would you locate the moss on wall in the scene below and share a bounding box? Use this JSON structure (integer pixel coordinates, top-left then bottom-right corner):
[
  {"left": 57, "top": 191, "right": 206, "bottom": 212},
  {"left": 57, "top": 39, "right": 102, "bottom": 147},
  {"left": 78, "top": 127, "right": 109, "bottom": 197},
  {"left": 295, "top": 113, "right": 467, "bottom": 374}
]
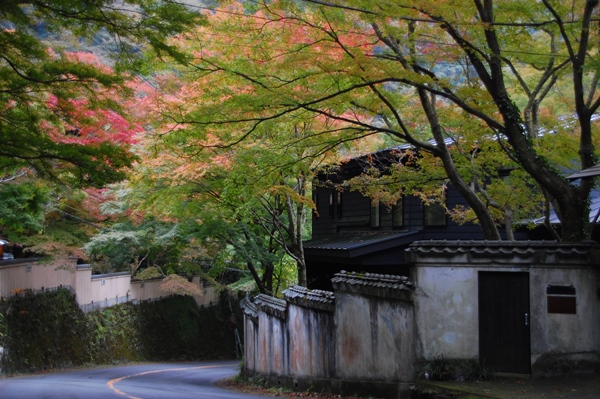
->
[
  {"left": 0, "top": 288, "right": 91, "bottom": 372},
  {"left": 0, "top": 288, "right": 241, "bottom": 373},
  {"left": 87, "top": 302, "right": 142, "bottom": 365}
]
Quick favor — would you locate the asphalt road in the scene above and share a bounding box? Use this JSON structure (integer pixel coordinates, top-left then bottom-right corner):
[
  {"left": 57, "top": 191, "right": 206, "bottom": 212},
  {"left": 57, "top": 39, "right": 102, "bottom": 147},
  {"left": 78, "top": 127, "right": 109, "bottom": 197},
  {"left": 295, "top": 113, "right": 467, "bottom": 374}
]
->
[{"left": 0, "top": 360, "right": 270, "bottom": 399}]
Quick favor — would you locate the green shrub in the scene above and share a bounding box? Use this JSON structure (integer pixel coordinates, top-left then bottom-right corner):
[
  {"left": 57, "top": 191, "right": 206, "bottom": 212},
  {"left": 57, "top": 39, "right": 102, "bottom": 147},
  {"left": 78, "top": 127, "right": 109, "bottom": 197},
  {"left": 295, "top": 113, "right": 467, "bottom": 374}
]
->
[
  {"left": 1, "top": 288, "right": 90, "bottom": 373},
  {"left": 0, "top": 288, "right": 241, "bottom": 373}
]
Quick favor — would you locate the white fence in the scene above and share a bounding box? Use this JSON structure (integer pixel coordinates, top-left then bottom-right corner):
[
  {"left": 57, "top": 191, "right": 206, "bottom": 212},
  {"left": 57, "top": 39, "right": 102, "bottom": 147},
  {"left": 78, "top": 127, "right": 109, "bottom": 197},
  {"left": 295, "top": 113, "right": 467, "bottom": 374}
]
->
[{"left": 0, "top": 258, "right": 218, "bottom": 312}]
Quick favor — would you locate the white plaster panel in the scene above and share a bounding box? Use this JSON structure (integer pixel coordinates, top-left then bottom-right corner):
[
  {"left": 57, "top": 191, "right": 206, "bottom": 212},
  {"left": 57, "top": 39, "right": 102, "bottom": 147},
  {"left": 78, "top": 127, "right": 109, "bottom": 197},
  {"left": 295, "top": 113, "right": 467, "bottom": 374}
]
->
[
  {"left": 335, "top": 292, "right": 372, "bottom": 378},
  {"left": 375, "top": 300, "right": 415, "bottom": 380},
  {"left": 289, "top": 304, "right": 310, "bottom": 376},
  {"left": 530, "top": 267, "right": 599, "bottom": 356},
  {"left": 413, "top": 266, "right": 479, "bottom": 359},
  {"left": 256, "top": 312, "right": 270, "bottom": 373},
  {"left": 244, "top": 317, "right": 257, "bottom": 372},
  {"left": 270, "top": 317, "right": 285, "bottom": 374}
]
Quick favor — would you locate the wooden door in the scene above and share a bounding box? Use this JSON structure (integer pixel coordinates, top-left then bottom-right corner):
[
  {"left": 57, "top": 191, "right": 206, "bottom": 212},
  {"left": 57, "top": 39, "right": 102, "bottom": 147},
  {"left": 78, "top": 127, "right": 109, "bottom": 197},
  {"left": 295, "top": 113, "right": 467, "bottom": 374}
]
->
[{"left": 478, "top": 271, "right": 531, "bottom": 374}]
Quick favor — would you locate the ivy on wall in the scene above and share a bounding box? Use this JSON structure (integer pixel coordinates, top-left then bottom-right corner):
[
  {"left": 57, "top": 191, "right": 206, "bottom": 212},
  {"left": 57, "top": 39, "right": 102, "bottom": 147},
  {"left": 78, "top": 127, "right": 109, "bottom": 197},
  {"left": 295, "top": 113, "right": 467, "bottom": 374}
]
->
[
  {"left": 1, "top": 289, "right": 90, "bottom": 372},
  {"left": 0, "top": 288, "right": 241, "bottom": 373}
]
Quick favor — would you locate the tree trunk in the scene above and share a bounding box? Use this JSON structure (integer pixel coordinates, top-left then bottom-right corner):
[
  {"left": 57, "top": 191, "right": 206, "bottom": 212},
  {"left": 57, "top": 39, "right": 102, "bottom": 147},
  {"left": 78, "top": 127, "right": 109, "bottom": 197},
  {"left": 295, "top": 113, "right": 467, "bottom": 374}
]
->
[
  {"left": 504, "top": 208, "right": 515, "bottom": 241},
  {"left": 262, "top": 261, "right": 274, "bottom": 294},
  {"left": 247, "top": 260, "right": 270, "bottom": 295},
  {"left": 418, "top": 89, "right": 502, "bottom": 240},
  {"left": 462, "top": 0, "right": 593, "bottom": 242}
]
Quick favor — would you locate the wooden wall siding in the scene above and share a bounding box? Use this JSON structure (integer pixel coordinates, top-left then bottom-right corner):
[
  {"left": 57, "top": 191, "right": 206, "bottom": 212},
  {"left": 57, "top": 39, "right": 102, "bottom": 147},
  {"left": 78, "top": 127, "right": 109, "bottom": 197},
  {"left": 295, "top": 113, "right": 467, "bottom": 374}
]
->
[
  {"left": 337, "top": 191, "right": 371, "bottom": 227},
  {"left": 311, "top": 184, "right": 480, "bottom": 239},
  {"left": 307, "top": 175, "right": 529, "bottom": 290}
]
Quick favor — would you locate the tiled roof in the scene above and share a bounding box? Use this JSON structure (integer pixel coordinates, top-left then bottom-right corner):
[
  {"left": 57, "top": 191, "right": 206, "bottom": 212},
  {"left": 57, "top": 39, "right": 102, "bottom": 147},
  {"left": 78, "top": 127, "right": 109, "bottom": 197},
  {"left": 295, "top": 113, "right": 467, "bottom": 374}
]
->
[
  {"left": 352, "top": 137, "right": 455, "bottom": 160},
  {"left": 331, "top": 270, "right": 414, "bottom": 290},
  {"left": 254, "top": 293, "right": 287, "bottom": 319},
  {"left": 303, "top": 231, "right": 421, "bottom": 253},
  {"left": 406, "top": 240, "right": 598, "bottom": 265},
  {"left": 407, "top": 240, "right": 594, "bottom": 255},
  {"left": 530, "top": 189, "right": 600, "bottom": 225},
  {"left": 567, "top": 164, "right": 600, "bottom": 179},
  {"left": 331, "top": 270, "right": 414, "bottom": 301},
  {"left": 240, "top": 295, "right": 258, "bottom": 320},
  {"left": 283, "top": 285, "right": 335, "bottom": 303},
  {"left": 283, "top": 285, "right": 335, "bottom": 312}
]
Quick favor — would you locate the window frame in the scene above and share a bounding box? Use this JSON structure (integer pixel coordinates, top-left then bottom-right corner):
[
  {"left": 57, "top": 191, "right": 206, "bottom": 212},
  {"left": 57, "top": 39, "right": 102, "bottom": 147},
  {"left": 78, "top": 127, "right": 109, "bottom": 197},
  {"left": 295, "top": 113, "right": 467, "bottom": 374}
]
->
[{"left": 424, "top": 199, "right": 447, "bottom": 227}]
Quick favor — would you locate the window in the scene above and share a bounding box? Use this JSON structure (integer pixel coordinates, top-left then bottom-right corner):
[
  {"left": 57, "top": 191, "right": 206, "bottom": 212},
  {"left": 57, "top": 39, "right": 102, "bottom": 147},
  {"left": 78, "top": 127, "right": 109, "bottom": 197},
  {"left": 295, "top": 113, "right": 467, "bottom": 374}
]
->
[
  {"left": 424, "top": 201, "right": 446, "bottom": 226},
  {"left": 329, "top": 191, "right": 343, "bottom": 218},
  {"left": 392, "top": 197, "right": 404, "bottom": 227},
  {"left": 371, "top": 199, "right": 380, "bottom": 227},
  {"left": 547, "top": 285, "right": 576, "bottom": 314},
  {"left": 328, "top": 192, "right": 334, "bottom": 217}
]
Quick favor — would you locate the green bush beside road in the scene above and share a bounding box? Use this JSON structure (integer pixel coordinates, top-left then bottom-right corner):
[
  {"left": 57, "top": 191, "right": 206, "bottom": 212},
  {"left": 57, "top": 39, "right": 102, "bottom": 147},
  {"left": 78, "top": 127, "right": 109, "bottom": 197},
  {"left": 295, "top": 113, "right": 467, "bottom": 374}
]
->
[{"left": 0, "top": 288, "right": 241, "bottom": 373}]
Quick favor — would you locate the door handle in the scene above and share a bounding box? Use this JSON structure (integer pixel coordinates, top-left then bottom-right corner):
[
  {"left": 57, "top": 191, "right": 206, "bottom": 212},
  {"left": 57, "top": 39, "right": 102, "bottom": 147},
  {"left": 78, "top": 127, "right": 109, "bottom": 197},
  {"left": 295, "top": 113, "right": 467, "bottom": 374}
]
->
[{"left": 525, "top": 313, "right": 529, "bottom": 327}]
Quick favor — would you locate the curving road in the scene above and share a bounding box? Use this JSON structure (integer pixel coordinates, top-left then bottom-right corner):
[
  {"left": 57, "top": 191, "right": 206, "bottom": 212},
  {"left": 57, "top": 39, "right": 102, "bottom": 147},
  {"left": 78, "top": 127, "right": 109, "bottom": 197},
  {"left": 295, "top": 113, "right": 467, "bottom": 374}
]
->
[{"left": 0, "top": 360, "right": 270, "bottom": 399}]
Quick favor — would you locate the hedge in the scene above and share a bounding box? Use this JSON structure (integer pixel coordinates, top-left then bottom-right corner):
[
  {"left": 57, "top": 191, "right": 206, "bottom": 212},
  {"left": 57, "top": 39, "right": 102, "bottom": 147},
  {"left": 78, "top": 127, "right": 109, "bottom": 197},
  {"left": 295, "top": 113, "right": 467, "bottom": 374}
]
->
[{"left": 0, "top": 288, "right": 242, "bottom": 373}]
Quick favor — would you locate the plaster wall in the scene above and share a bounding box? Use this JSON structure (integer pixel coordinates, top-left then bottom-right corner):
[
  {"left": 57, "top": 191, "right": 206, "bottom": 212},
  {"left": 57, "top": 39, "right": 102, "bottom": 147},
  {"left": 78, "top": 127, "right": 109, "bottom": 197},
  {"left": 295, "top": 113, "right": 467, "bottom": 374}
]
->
[
  {"left": 256, "top": 311, "right": 288, "bottom": 375},
  {"left": 242, "top": 241, "right": 599, "bottom": 396},
  {"left": 335, "top": 292, "right": 372, "bottom": 378},
  {"left": 0, "top": 259, "right": 216, "bottom": 310},
  {"left": 88, "top": 273, "right": 131, "bottom": 304},
  {"left": 241, "top": 277, "right": 415, "bottom": 398},
  {"left": 335, "top": 291, "right": 415, "bottom": 382},
  {"left": 288, "top": 303, "right": 335, "bottom": 378},
  {"left": 193, "top": 276, "right": 219, "bottom": 307},
  {"left": 413, "top": 260, "right": 600, "bottom": 373},
  {"left": 529, "top": 267, "right": 600, "bottom": 361},
  {"left": 412, "top": 266, "right": 482, "bottom": 360},
  {"left": 130, "top": 278, "right": 165, "bottom": 302},
  {"left": 0, "top": 261, "right": 76, "bottom": 295},
  {"left": 74, "top": 265, "right": 93, "bottom": 301},
  {"left": 244, "top": 315, "right": 258, "bottom": 374},
  {"left": 240, "top": 297, "right": 258, "bottom": 374}
]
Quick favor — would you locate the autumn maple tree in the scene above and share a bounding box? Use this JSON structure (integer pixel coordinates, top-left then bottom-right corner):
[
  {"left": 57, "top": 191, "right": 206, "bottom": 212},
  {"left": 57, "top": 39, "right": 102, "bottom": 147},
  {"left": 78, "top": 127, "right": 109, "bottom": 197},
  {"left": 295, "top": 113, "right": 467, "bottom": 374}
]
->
[
  {"left": 127, "top": 4, "right": 396, "bottom": 291},
  {"left": 0, "top": 0, "right": 203, "bottom": 187},
  {"left": 0, "top": 49, "right": 157, "bottom": 259},
  {"left": 131, "top": 99, "right": 347, "bottom": 291},
  {"left": 153, "top": 0, "right": 598, "bottom": 243},
  {"left": 0, "top": 0, "right": 205, "bottom": 265}
]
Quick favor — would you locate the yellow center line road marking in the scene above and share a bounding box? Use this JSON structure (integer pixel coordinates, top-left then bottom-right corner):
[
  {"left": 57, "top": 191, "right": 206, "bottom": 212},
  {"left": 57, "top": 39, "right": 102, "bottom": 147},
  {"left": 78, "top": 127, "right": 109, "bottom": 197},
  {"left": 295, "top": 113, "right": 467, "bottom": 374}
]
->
[{"left": 106, "top": 364, "right": 228, "bottom": 399}]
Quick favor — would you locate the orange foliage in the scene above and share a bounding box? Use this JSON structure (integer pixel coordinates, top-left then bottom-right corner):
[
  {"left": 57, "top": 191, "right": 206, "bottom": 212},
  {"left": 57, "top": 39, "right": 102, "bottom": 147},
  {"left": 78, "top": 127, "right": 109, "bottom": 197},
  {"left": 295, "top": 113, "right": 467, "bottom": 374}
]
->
[{"left": 159, "top": 274, "right": 203, "bottom": 296}]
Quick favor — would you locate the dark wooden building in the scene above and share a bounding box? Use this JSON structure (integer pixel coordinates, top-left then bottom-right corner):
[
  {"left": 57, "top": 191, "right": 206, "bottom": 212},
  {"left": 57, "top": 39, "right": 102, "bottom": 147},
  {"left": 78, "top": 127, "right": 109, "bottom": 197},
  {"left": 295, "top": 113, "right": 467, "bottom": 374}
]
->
[{"left": 303, "top": 148, "right": 527, "bottom": 289}]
